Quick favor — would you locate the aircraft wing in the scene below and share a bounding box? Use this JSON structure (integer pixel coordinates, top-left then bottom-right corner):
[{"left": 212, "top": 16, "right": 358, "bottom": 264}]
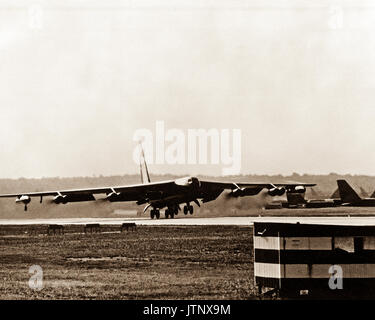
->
[
  {"left": 0, "top": 179, "right": 178, "bottom": 201},
  {"left": 0, "top": 178, "right": 315, "bottom": 199},
  {"left": 198, "top": 180, "right": 315, "bottom": 198},
  {"left": 199, "top": 180, "right": 315, "bottom": 190}
]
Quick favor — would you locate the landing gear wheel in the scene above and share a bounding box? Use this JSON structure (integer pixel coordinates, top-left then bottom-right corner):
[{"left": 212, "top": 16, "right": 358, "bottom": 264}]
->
[
  {"left": 170, "top": 210, "right": 175, "bottom": 219},
  {"left": 183, "top": 205, "right": 188, "bottom": 215},
  {"left": 150, "top": 210, "right": 155, "bottom": 219},
  {"left": 155, "top": 210, "right": 160, "bottom": 219},
  {"left": 165, "top": 209, "right": 170, "bottom": 219},
  {"left": 189, "top": 205, "right": 194, "bottom": 215}
]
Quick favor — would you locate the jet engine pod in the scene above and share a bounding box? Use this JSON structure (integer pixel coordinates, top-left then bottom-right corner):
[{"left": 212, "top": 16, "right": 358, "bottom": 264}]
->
[
  {"left": 106, "top": 191, "right": 121, "bottom": 202},
  {"left": 53, "top": 193, "right": 95, "bottom": 204},
  {"left": 53, "top": 194, "right": 68, "bottom": 204},
  {"left": 15, "top": 195, "right": 31, "bottom": 205},
  {"left": 106, "top": 191, "right": 136, "bottom": 202},
  {"left": 293, "top": 186, "right": 306, "bottom": 194},
  {"left": 268, "top": 187, "right": 286, "bottom": 196},
  {"left": 231, "top": 188, "right": 245, "bottom": 197},
  {"left": 231, "top": 187, "right": 263, "bottom": 197},
  {"left": 16, "top": 195, "right": 31, "bottom": 211}
]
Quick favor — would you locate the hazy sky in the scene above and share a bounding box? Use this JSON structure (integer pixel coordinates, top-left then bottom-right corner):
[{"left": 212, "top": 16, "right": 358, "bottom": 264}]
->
[{"left": 0, "top": 0, "right": 374, "bottom": 178}]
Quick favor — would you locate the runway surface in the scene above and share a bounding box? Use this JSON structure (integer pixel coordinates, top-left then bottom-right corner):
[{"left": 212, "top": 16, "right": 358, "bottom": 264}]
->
[{"left": 1, "top": 216, "right": 375, "bottom": 226}]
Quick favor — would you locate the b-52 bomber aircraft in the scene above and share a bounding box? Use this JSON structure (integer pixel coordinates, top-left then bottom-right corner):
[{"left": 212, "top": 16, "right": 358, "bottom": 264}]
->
[{"left": 0, "top": 147, "right": 315, "bottom": 219}]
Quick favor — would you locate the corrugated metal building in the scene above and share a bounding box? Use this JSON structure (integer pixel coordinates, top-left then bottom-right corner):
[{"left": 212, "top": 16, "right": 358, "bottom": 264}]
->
[{"left": 253, "top": 222, "right": 375, "bottom": 297}]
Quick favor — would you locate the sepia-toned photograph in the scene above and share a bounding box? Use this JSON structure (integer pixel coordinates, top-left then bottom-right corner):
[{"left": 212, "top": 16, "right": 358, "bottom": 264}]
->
[{"left": 1, "top": 0, "right": 375, "bottom": 310}]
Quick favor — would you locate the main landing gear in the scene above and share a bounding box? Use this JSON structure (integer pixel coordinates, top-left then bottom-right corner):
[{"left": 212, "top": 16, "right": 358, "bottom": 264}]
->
[
  {"left": 165, "top": 207, "right": 178, "bottom": 219},
  {"left": 183, "top": 204, "right": 194, "bottom": 215},
  {"left": 151, "top": 204, "right": 194, "bottom": 219},
  {"left": 150, "top": 209, "right": 160, "bottom": 219}
]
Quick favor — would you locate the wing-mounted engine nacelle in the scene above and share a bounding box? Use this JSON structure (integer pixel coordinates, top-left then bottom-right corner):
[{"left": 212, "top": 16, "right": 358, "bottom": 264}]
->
[
  {"left": 106, "top": 191, "right": 121, "bottom": 202},
  {"left": 16, "top": 195, "right": 31, "bottom": 211},
  {"left": 16, "top": 195, "right": 31, "bottom": 205},
  {"left": 53, "top": 193, "right": 96, "bottom": 204},
  {"left": 54, "top": 193, "right": 96, "bottom": 204},
  {"left": 53, "top": 194, "right": 68, "bottom": 204},
  {"left": 291, "top": 186, "right": 306, "bottom": 194},
  {"left": 231, "top": 187, "right": 263, "bottom": 197},
  {"left": 268, "top": 187, "right": 286, "bottom": 197},
  {"left": 231, "top": 188, "right": 245, "bottom": 197},
  {"left": 106, "top": 189, "right": 135, "bottom": 202}
]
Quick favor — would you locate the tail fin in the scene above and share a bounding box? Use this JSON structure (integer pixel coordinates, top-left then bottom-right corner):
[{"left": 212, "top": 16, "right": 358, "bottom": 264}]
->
[
  {"left": 337, "top": 180, "right": 361, "bottom": 203},
  {"left": 371, "top": 190, "right": 375, "bottom": 198},
  {"left": 138, "top": 142, "right": 151, "bottom": 184},
  {"left": 286, "top": 192, "right": 307, "bottom": 205}
]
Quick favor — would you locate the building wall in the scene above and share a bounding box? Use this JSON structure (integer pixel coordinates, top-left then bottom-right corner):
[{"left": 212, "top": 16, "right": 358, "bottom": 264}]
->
[{"left": 253, "top": 223, "right": 375, "bottom": 291}]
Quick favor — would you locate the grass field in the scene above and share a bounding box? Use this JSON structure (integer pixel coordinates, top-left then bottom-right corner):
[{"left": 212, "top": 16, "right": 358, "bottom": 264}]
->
[{"left": 0, "top": 225, "right": 254, "bottom": 300}]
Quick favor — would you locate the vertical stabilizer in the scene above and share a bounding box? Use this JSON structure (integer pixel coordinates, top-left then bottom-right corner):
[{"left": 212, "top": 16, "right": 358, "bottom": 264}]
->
[
  {"left": 337, "top": 180, "right": 362, "bottom": 203},
  {"left": 138, "top": 142, "right": 151, "bottom": 184}
]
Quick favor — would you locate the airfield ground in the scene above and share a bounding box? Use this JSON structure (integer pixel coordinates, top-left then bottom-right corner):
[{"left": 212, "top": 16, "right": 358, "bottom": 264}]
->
[
  {"left": 2, "top": 207, "right": 375, "bottom": 300},
  {"left": 0, "top": 225, "right": 254, "bottom": 300}
]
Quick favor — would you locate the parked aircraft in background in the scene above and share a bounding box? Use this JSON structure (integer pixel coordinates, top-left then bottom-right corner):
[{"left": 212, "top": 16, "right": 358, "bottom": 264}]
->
[
  {"left": 337, "top": 180, "right": 375, "bottom": 207},
  {"left": 266, "top": 187, "right": 342, "bottom": 209},
  {"left": 266, "top": 180, "right": 375, "bottom": 209},
  {"left": 286, "top": 192, "right": 336, "bottom": 208}
]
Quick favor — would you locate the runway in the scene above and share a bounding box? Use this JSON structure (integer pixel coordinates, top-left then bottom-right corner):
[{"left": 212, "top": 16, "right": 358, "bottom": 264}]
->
[{"left": 1, "top": 216, "right": 375, "bottom": 226}]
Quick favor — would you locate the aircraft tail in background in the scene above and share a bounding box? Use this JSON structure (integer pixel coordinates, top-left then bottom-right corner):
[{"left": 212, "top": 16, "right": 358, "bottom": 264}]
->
[{"left": 337, "top": 180, "right": 362, "bottom": 203}]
